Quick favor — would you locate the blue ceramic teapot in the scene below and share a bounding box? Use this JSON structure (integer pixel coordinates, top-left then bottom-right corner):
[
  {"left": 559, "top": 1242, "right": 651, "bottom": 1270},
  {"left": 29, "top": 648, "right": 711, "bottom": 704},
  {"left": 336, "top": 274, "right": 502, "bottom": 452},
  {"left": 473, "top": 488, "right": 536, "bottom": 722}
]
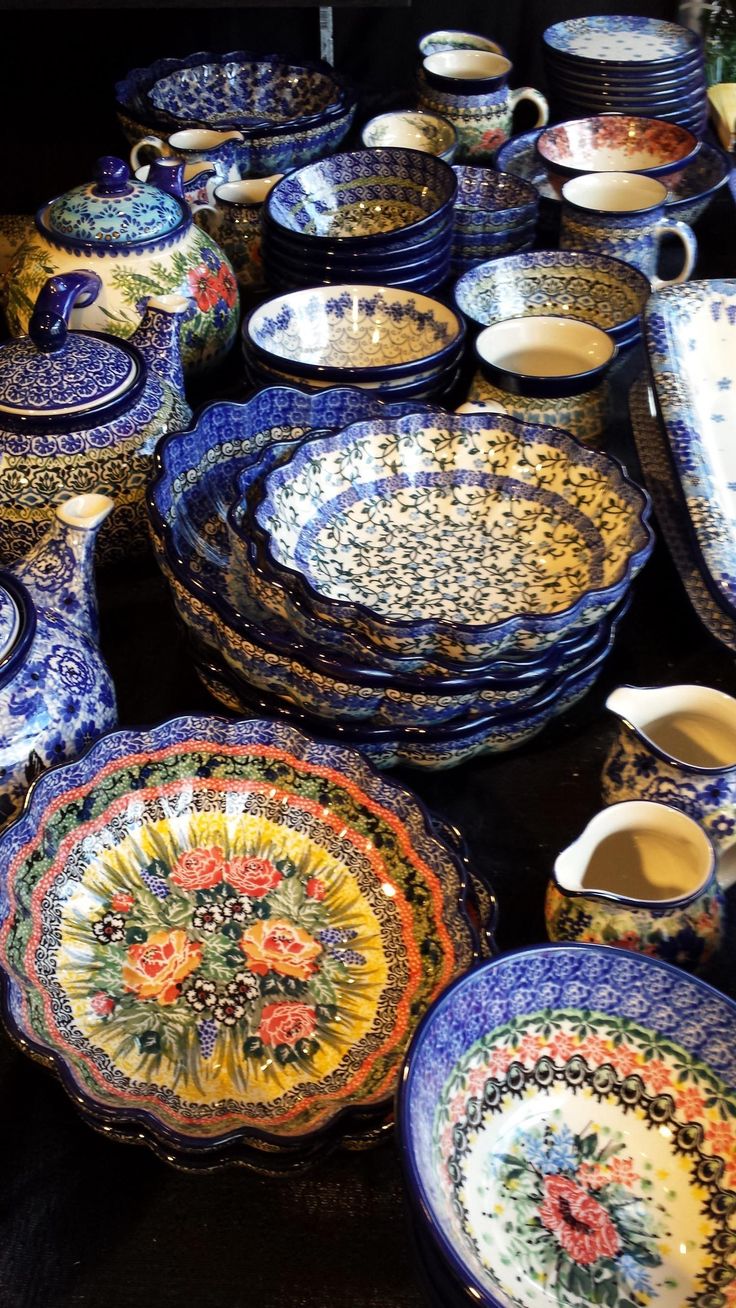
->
[{"left": 0, "top": 494, "right": 117, "bottom": 826}]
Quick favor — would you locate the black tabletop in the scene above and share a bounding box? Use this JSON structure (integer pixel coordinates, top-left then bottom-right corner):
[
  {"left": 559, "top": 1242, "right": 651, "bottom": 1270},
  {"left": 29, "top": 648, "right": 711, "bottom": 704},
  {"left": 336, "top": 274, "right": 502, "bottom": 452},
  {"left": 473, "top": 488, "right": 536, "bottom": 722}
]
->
[{"left": 1, "top": 188, "right": 735, "bottom": 1308}]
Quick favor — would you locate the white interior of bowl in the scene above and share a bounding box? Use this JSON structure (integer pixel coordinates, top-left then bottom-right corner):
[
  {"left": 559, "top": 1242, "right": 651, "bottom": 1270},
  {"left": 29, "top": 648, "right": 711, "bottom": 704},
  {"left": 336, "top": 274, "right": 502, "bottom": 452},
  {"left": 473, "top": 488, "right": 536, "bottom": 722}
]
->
[
  {"left": 539, "top": 117, "right": 694, "bottom": 170},
  {"left": 423, "top": 49, "right": 511, "bottom": 79},
  {"left": 476, "top": 315, "right": 615, "bottom": 378},
  {"left": 362, "top": 111, "right": 455, "bottom": 154},
  {"left": 562, "top": 170, "right": 667, "bottom": 212}
]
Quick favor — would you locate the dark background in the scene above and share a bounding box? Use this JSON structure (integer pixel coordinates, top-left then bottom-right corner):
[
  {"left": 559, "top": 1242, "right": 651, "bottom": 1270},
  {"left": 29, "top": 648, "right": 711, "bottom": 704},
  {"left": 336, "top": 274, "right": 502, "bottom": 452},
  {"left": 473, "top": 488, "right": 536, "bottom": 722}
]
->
[{"left": 2, "top": 2, "right": 735, "bottom": 1307}]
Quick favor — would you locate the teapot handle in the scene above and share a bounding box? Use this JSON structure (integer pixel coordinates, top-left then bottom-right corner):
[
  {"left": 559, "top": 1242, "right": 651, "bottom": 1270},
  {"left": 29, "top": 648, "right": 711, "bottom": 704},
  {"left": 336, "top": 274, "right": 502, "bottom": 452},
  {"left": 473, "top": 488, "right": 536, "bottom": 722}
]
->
[{"left": 29, "top": 272, "right": 103, "bottom": 353}]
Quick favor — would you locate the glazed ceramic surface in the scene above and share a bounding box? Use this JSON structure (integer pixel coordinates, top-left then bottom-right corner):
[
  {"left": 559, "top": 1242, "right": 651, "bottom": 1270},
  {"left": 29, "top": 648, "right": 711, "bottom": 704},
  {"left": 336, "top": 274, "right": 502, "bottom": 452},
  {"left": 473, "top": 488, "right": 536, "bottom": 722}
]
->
[
  {"left": 644, "top": 280, "right": 736, "bottom": 628},
  {"left": 465, "top": 371, "right": 609, "bottom": 448},
  {"left": 116, "top": 52, "right": 356, "bottom": 177},
  {"left": 416, "top": 71, "right": 548, "bottom": 164},
  {"left": 0, "top": 272, "right": 191, "bottom": 564},
  {"left": 419, "top": 31, "right": 505, "bottom": 59},
  {"left": 0, "top": 715, "right": 479, "bottom": 1162},
  {"left": 361, "top": 111, "right": 457, "bottom": 161},
  {"left": 453, "top": 251, "right": 651, "bottom": 345},
  {"left": 537, "top": 116, "right": 701, "bottom": 187},
  {"left": 2, "top": 158, "right": 238, "bottom": 377},
  {"left": 496, "top": 133, "right": 729, "bottom": 226},
  {"left": 130, "top": 129, "right": 244, "bottom": 188},
  {"left": 0, "top": 495, "right": 117, "bottom": 827},
  {"left": 195, "top": 176, "right": 281, "bottom": 292},
  {"left": 243, "top": 286, "right": 464, "bottom": 381},
  {"left": 546, "top": 800, "right": 723, "bottom": 969},
  {"left": 453, "top": 167, "right": 538, "bottom": 226},
  {"left": 250, "top": 410, "right": 652, "bottom": 662},
  {"left": 399, "top": 943, "right": 736, "bottom": 1308},
  {"left": 473, "top": 316, "right": 615, "bottom": 398},
  {"left": 543, "top": 16, "right": 702, "bottom": 67},
  {"left": 601, "top": 683, "right": 736, "bottom": 861}
]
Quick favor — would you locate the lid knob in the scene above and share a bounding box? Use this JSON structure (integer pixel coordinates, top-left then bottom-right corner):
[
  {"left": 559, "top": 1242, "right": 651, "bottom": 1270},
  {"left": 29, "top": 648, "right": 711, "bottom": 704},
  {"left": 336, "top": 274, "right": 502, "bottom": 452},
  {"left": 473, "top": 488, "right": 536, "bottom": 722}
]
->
[
  {"left": 93, "top": 156, "right": 133, "bottom": 197},
  {"left": 28, "top": 272, "right": 103, "bottom": 353}
]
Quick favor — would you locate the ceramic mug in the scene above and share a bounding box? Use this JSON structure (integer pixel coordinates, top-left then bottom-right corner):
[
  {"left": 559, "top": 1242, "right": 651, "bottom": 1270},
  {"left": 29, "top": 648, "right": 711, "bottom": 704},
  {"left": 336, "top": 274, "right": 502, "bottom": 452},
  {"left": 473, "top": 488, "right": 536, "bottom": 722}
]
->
[
  {"left": 546, "top": 799, "right": 724, "bottom": 971},
  {"left": 130, "top": 128, "right": 245, "bottom": 183},
  {"left": 195, "top": 176, "right": 283, "bottom": 292},
  {"left": 560, "top": 172, "right": 697, "bottom": 289},
  {"left": 417, "top": 52, "right": 548, "bottom": 163}
]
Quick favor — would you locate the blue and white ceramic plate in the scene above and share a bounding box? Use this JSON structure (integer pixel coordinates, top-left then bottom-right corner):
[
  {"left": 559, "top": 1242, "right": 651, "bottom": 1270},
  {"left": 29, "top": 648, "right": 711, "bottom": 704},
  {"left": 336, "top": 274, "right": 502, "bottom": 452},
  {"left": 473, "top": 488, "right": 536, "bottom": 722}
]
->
[
  {"left": 399, "top": 942, "right": 736, "bottom": 1307},
  {"left": 644, "top": 280, "right": 736, "bottom": 631},
  {"left": 543, "top": 16, "right": 702, "bottom": 68}
]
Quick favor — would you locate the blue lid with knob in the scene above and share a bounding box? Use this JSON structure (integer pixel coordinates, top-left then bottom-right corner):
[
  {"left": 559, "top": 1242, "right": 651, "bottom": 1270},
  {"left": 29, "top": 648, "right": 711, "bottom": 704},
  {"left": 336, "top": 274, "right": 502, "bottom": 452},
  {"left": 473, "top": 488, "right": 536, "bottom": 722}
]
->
[
  {"left": 0, "top": 271, "right": 142, "bottom": 420},
  {"left": 41, "top": 156, "right": 186, "bottom": 247}
]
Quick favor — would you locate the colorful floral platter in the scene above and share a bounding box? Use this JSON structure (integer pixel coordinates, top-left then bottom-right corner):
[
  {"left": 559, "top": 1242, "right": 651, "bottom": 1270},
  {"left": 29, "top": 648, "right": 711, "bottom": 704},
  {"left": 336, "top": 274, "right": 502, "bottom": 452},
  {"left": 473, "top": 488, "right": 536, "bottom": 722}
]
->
[
  {"left": 644, "top": 280, "right": 736, "bottom": 631},
  {"left": 0, "top": 715, "right": 481, "bottom": 1164},
  {"left": 399, "top": 943, "right": 736, "bottom": 1308}
]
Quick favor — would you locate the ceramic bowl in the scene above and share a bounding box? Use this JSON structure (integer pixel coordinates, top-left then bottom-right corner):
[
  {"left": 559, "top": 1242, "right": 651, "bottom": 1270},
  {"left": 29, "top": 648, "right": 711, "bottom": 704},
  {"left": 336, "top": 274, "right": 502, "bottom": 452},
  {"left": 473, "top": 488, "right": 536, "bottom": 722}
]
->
[
  {"left": 244, "top": 356, "right": 462, "bottom": 406},
  {"left": 474, "top": 316, "right": 616, "bottom": 398},
  {"left": 249, "top": 409, "right": 653, "bottom": 663},
  {"left": 419, "top": 30, "right": 506, "bottom": 59},
  {"left": 261, "top": 217, "right": 452, "bottom": 268},
  {"left": 399, "top": 942, "right": 736, "bottom": 1306},
  {"left": 0, "top": 714, "right": 482, "bottom": 1164},
  {"left": 361, "top": 110, "right": 457, "bottom": 162},
  {"left": 462, "top": 372, "right": 612, "bottom": 448},
  {"left": 453, "top": 167, "right": 539, "bottom": 225},
  {"left": 536, "top": 115, "right": 701, "bottom": 189},
  {"left": 496, "top": 132, "right": 730, "bottom": 226},
  {"left": 115, "top": 52, "right": 356, "bottom": 177},
  {"left": 260, "top": 232, "right": 453, "bottom": 280},
  {"left": 453, "top": 251, "right": 652, "bottom": 346},
  {"left": 542, "top": 15, "right": 703, "bottom": 71},
  {"left": 262, "top": 264, "right": 453, "bottom": 300},
  {"left": 264, "top": 149, "right": 457, "bottom": 250}
]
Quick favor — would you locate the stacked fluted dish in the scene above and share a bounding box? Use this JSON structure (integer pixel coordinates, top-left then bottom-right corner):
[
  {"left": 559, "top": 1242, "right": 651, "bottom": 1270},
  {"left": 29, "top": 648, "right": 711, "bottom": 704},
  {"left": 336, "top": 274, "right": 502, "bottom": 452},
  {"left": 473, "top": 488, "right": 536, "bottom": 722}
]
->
[
  {"left": 115, "top": 50, "right": 356, "bottom": 177},
  {"left": 542, "top": 15, "right": 708, "bottom": 137},
  {"left": 148, "top": 387, "right": 654, "bottom": 769},
  {"left": 450, "top": 167, "right": 538, "bottom": 277},
  {"left": 260, "top": 149, "right": 457, "bottom": 294},
  {"left": 242, "top": 285, "right": 465, "bottom": 401}
]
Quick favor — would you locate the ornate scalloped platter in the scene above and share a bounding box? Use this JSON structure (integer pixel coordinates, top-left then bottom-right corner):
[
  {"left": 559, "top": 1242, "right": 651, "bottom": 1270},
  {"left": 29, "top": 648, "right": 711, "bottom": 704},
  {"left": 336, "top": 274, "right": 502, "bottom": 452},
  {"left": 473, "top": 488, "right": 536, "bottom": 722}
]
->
[
  {"left": 0, "top": 716, "right": 478, "bottom": 1161},
  {"left": 399, "top": 944, "right": 736, "bottom": 1308}
]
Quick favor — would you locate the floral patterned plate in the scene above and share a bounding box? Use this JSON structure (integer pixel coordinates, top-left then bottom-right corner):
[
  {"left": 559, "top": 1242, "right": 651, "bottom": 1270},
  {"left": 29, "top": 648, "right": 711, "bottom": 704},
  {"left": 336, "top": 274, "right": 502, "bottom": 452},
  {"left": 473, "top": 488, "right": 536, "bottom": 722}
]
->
[
  {"left": 399, "top": 943, "right": 736, "bottom": 1308},
  {"left": 0, "top": 716, "right": 479, "bottom": 1164}
]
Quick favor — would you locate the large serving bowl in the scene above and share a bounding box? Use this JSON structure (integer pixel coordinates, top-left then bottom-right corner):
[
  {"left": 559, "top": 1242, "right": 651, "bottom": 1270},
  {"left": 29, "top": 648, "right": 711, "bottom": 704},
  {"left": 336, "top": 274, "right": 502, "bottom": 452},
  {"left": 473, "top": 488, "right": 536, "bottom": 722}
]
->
[
  {"left": 264, "top": 149, "right": 457, "bottom": 249},
  {"left": 453, "top": 250, "right": 651, "bottom": 347},
  {"left": 399, "top": 942, "right": 736, "bottom": 1306},
  {"left": 115, "top": 51, "right": 356, "bottom": 177},
  {"left": 242, "top": 285, "right": 465, "bottom": 387},
  {"left": 536, "top": 114, "right": 701, "bottom": 190},
  {"left": 248, "top": 410, "right": 653, "bottom": 662},
  {"left": 0, "top": 715, "right": 480, "bottom": 1165}
]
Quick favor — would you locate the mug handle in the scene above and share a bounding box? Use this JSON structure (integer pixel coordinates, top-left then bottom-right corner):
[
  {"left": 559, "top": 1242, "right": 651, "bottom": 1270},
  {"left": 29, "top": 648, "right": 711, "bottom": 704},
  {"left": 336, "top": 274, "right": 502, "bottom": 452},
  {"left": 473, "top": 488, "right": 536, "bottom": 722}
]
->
[
  {"left": 130, "top": 135, "right": 169, "bottom": 172},
  {"left": 651, "top": 218, "right": 697, "bottom": 289},
  {"left": 509, "top": 87, "right": 549, "bottom": 129}
]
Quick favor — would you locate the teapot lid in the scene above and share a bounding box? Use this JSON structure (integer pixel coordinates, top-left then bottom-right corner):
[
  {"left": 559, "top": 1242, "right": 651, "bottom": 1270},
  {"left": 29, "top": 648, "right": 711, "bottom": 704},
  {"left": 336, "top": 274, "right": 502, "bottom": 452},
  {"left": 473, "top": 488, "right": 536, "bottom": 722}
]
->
[
  {"left": 40, "top": 157, "right": 187, "bottom": 248},
  {"left": 0, "top": 272, "right": 143, "bottom": 423}
]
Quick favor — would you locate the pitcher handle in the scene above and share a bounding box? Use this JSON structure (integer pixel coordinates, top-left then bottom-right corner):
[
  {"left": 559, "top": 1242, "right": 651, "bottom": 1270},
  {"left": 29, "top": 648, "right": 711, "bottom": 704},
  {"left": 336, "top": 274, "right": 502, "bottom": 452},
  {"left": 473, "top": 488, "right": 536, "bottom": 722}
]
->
[
  {"left": 130, "top": 135, "right": 170, "bottom": 172},
  {"left": 651, "top": 218, "right": 697, "bottom": 290},
  {"left": 509, "top": 87, "right": 549, "bottom": 129}
]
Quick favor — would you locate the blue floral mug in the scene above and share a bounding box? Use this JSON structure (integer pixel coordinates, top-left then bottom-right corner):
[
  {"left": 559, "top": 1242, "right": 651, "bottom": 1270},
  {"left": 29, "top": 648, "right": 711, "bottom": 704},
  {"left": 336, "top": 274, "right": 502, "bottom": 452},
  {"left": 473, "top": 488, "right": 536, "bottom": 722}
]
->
[{"left": 560, "top": 172, "right": 697, "bottom": 290}]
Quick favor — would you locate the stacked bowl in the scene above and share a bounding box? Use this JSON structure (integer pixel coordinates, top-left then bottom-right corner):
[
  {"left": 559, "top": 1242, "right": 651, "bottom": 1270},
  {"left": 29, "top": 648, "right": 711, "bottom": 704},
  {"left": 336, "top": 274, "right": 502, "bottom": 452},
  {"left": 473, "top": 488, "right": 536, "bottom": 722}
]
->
[
  {"left": 542, "top": 15, "right": 709, "bottom": 137},
  {"left": 148, "top": 387, "right": 654, "bottom": 769},
  {"left": 450, "top": 167, "right": 538, "bottom": 276},
  {"left": 115, "top": 50, "right": 357, "bottom": 177},
  {"left": 260, "top": 149, "right": 457, "bottom": 294},
  {"left": 242, "top": 285, "right": 466, "bottom": 401}
]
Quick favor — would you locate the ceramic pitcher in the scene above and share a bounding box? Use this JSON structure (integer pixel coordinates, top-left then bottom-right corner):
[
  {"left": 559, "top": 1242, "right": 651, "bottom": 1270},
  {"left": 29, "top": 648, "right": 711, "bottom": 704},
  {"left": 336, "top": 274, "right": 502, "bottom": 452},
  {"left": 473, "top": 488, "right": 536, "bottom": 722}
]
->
[
  {"left": 417, "top": 51, "right": 548, "bottom": 163},
  {"left": 546, "top": 799, "right": 723, "bottom": 970},
  {"left": 602, "top": 685, "right": 736, "bottom": 873}
]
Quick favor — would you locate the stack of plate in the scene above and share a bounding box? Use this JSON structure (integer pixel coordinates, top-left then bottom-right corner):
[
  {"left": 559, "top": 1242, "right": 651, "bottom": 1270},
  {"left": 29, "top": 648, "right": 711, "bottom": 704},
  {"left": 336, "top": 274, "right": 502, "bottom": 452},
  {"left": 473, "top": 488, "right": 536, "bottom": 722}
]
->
[
  {"left": 241, "top": 284, "right": 465, "bottom": 401},
  {"left": 148, "top": 387, "right": 654, "bottom": 770},
  {"left": 0, "top": 713, "right": 490, "bottom": 1171},
  {"left": 542, "top": 16, "right": 709, "bottom": 137},
  {"left": 261, "top": 148, "right": 456, "bottom": 294}
]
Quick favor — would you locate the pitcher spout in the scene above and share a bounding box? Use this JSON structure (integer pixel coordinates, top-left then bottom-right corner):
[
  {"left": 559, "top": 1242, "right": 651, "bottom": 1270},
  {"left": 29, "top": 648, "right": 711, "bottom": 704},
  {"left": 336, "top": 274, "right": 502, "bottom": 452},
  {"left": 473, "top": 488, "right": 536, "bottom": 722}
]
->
[
  {"left": 606, "top": 683, "right": 736, "bottom": 771},
  {"left": 132, "top": 295, "right": 190, "bottom": 400},
  {"left": 13, "top": 494, "right": 114, "bottom": 643}
]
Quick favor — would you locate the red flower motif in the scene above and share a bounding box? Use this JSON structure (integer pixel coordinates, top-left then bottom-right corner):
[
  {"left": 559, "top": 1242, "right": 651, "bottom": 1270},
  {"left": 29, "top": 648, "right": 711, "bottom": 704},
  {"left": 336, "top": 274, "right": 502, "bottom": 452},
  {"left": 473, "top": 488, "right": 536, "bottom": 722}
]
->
[
  {"left": 90, "top": 991, "right": 115, "bottom": 1017},
  {"left": 539, "top": 1175, "right": 621, "bottom": 1265},
  {"left": 486, "top": 1045, "right": 513, "bottom": 1077},
  {"left": 579, "top": 1034, "right": 609, "bottom": 1064},
  {"left": 706, "top": 1121, "right": 736, "bottom": 1156},
  {"left": 467, "top": 1067, "right": 488, "bottom": 1097},
  {"left": 258, "top": 1000, "right": 317, "bottom": 1048},
  {"left": 576, "top": 1163, "right": 607, "bottom": 1191},
  {"left": 642, "top": 1058, "right": 672, "bottom": 1094},
  {"left": 608, "top": 1156, "right": 639, "bottom": 1187},
  {"left": 611, "top": 1043, "right": 639, "bottom": 1077},
  {"left": 517, "top": 1033, "right": 542, "bottom": 1063},
  {"left": 227, "top": 856, "right": 283, "bottom": 898},
  {"left": 676, "top": 1085, "right": 706, "bottom": 1120},
  {"left": 548, "top": 1031, "right": 577, "bottom": 1062},
  {"left": 305, "top": 877, "right": 326, "bottom": 900},
  {"left": 110, "top": 890, "right": 135, "bottom": 914},
  {"left": 170, "top": 846, "right": 226, "bottom": 891},
  {"left": 187, "top": 264, "right": 222, "bottom": 313},
  {"left": 216, "top": 264, "right": 238, "bottom": 309}
]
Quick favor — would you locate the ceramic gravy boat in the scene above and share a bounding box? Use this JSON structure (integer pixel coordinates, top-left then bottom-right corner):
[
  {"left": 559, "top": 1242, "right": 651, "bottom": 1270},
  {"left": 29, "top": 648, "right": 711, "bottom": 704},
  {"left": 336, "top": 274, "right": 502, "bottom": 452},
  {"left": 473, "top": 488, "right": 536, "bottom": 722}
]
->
[
  {"left": 546, "top": 799, "right": 723, "bottom": 970},
  {"left": 602, "top": 684, "right": 736, "bottom": 875}
]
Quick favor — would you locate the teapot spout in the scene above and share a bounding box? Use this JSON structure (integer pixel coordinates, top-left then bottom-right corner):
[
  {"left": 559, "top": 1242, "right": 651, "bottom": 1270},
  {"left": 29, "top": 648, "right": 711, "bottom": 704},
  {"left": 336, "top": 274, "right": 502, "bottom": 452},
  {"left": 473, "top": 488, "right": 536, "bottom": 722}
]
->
[
  {"left": 13, "top": 494, "right": 114, "bottom": 643},
  {"left": 132, "top": 295, "right": 190, "bottom": 401}
]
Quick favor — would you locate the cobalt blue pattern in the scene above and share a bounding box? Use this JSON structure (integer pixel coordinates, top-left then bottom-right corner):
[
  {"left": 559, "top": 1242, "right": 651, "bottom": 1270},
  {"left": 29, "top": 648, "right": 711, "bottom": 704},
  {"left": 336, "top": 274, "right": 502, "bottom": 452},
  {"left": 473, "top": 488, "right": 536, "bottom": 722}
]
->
[
  {"left": 148, "top": 57, "right": 348, "bottom": 129},
  {"left": 45, "top": 171, "right": 184, "bottom": 246},
  {"left": 0, "top": 333, "right": 137, "bottom": 417},
  {"left": 543, "top": 15, "right": 701, "bottom": 64}
]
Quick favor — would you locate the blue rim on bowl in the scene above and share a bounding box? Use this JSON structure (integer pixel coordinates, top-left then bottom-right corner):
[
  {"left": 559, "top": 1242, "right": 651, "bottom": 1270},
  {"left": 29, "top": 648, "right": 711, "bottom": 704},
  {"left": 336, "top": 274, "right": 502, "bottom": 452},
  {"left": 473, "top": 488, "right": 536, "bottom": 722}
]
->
[{"left": 474, "top": 315, "right": 617, "bottom": 398}]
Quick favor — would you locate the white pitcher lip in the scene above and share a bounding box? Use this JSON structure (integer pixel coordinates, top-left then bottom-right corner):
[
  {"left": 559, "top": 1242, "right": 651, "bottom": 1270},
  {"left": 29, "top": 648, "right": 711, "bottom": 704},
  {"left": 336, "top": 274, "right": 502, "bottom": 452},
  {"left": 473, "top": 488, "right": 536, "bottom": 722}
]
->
[
  {"left": 56, "top": 493, "right": 114, "bottom": 531},
  {"left": 553, "top": 798, "right": 716, "bottom": 908},
  {"left": 146, "top": 294, "right": 190, "bottom": 315},
  {"left": 605, "top": 682, "right": 736, "bottom": 774}
]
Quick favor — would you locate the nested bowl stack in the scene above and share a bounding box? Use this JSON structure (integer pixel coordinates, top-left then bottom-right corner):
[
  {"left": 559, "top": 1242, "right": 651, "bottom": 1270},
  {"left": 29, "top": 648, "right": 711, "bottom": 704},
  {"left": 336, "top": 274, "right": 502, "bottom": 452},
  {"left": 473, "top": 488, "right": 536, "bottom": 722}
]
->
[{"left": 450, "top": 167, "right": 539, "bottom": 277}]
